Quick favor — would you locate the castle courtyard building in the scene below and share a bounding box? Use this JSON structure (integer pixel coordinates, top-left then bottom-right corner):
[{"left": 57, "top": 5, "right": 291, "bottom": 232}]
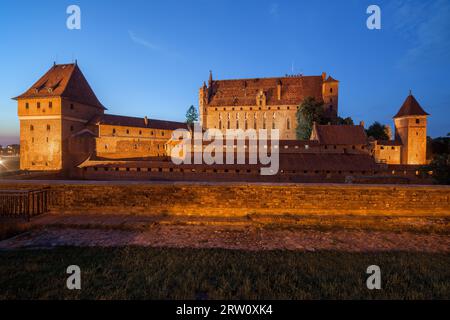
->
[{"left": 199, "top": 72, "right": 339, "bottom": 140}]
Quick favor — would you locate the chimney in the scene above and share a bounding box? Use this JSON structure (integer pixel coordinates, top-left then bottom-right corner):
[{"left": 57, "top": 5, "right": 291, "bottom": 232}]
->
[
  {"left": 359, "top": 120, "right": 365, "bottom": 127},
  {"left": 322, "top": 72, "right": 327, "bottom": 81},
  {"left": 277, "top": 80, "right": 282, "bottom": 100},
  {"left": 144, "top": 116, "right": 148, "bottom": 126}
]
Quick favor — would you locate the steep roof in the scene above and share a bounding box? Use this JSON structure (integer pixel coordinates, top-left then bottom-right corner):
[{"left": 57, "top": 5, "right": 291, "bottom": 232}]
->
[
  {"left": 205, "top": 75, "right": 327, "bottom": 107},
  {"left": 13, "top": 63, "right": 106, "bottom": 110},
  {"left": 393, "top": 94, "right": 429, "bottom": 118},
  {"left": 79, "top": 153, "right": 378, "bottom": 171},
  {"left": 324, "top": 76, "right": 338, "bottom": 83},
  {"left": 93, "top": 114, "right": 188, "bottom": 131},
  {"left": 312, "top": 124, "right": 368, "bottom": 145}
]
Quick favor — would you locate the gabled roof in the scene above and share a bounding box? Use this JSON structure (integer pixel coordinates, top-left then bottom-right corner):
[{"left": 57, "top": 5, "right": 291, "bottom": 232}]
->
[
  {"left": 324, "top": 76, "right": 338, "bottom": 83},
  {"left": 312, "top": 124, "right": 368, "bottom": 145},
  {"left": 92, "top": 114, "right": 188, "bottom": 131},
  {"left": 393, "top": 94, "right": 429, "bottom": 118},
  {"left": 13, "top": 63, "right": 106, "bottom": 110},
  {"left": 204, "top": 74, "right": 329, "bottom": 107}
]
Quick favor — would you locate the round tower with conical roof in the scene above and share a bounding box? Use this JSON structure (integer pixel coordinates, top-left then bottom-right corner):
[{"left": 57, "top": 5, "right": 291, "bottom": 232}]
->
[{"left": 393, "top": 93, "right": 429, "bottom": 165}]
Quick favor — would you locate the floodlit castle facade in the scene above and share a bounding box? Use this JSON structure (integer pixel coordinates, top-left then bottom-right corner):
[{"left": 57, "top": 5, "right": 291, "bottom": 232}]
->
[
  {"left": 13, "top": 62, "right": 430, "bottom": 183},
  {"left": 199, "top": 71, "right": 339, "bottom": 140}
]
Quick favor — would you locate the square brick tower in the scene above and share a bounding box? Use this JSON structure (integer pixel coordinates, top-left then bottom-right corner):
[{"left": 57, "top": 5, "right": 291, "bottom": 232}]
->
[
  {"left": 393, "top": 93, "right": 429, "bottom": 165},
  {"left": 13, "top": 62, "right": 106, "bottom": 171}
]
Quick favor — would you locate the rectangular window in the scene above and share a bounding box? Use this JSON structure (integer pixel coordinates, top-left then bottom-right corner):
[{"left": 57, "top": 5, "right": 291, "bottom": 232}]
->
[
  {"left": 37, "top": 102, "right": 41, "bottom": 109},
  {"left": 49, "top": 102, "right": 53, "bottom": 108},
  {"left": 25, "top": 102, "right": 29, "bottom": 109}
]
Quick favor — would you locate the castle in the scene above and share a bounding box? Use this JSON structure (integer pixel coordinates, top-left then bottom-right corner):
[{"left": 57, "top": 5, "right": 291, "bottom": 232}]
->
[{"left": 13, "top": 62, "right": 430, "bottom": 183}]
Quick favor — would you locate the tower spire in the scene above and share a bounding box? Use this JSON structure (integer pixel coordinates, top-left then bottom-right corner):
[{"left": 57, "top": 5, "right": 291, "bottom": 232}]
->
[{"left": 208, "top": 70, "right": 213, "bottom": 87}]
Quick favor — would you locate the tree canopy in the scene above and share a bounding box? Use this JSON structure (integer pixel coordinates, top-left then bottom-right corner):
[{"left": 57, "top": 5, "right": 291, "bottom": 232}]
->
[
  {"left": 295, "top": 97, "right": 354, "bottom": 140},
  {"left": 295, "top": 97, "right": 325, "bottom": 140},
  {"left": 365, "top": 121, "right": 390, "bottom": 140},
  {"left": 185, "top": 105, "right": 199, "bottom": 125}
]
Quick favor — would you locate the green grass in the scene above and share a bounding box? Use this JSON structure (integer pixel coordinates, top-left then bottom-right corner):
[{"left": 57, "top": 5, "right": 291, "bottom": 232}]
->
[{"left": 0, "top": 247, "right": 448, "bottom": 300}]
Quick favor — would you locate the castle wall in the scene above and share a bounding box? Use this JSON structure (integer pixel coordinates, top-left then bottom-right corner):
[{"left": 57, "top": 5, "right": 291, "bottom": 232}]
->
[
  {"left": 96, "top": 124, "right": 172, "bottom": 158},
  {"left": 18, "top": 97, "right": 63, "bottom": 170},
  {"left": 204, "top": 105, "right": 299, "bottom": 140},
  {"left": 17, "top": 97, "right": 103, "bottom": 171},
  {"left": 373, "top": 144, "right": 401, "bottom": 164},
  {"left": 0, "top": 181, "right": 447, "bottom": 216}
]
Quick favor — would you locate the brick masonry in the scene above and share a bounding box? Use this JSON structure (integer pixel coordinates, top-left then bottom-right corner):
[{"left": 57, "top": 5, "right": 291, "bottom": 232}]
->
[{"left": 0, "top": 181, "right": 449, "bottom": 216}]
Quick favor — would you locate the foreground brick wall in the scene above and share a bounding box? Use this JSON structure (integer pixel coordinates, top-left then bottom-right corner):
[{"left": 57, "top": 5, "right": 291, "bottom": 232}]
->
[{"left": 0, "top": 181, "right": 448, "bottom": 216}]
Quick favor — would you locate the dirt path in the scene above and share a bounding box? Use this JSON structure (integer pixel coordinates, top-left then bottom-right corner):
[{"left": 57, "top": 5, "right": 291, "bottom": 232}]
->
[{"left": 0, "top": 223, "right": 449, "bottom": 252}]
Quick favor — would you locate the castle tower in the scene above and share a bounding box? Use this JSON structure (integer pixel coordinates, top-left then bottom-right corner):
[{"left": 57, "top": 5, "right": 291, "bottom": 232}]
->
[
  {"left": 321, "top": 73, "right": 339, "bottom": 119},
  {"left": 13, "top": 63, "right": 106, "bottom": 171},
  {"left": 199, "top": 81, "right": 208, "bottom": 127},
  {"left": 393, "top": 93, "right": 429, "bottom": 165}
]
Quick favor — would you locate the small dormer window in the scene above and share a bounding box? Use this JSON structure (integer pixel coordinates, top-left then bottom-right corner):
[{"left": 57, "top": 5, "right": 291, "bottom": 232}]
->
[
  {"left": 25, "top": 102, "right": 29, "bottom": 109},
  {"left": 416, "top": 119, "right": 420, "bottom": 124}
]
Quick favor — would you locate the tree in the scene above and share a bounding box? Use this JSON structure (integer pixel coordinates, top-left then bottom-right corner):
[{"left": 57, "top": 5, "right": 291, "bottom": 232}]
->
[
  {"left": 420, "top": 154, "right": 450, "bottom": 185},
  {"left": 185, "top": 105, "right": 198, "bottom": 126},
  {"left": 296, "top": 97, "right": 325, "bottom": 140},
  {"left": 334, "top": 116, "right": 354, "bottom": 125},
  {"left": 365, "top": 121, "right": 389, "bottom": 140}
]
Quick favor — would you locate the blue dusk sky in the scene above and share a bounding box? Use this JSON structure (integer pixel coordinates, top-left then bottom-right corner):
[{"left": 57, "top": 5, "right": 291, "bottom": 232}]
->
[{"left": 0, "top": 0, "right": 449, "bottom": 145}]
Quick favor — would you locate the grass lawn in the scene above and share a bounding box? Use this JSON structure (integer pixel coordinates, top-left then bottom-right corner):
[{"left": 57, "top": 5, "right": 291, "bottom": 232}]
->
[{"left": 0, "top": 247, "right": 449, "bottom": 300}]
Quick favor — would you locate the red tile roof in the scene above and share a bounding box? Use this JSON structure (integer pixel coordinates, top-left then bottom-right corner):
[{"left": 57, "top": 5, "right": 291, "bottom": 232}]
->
[
  {"left": 80, "top": 153, "right": 378, "bottom": 171},
  {"left": 205, "top": 75, "right": 326, "bottom": 107},
  {"left": 393, "top": 94, "right": 429, "bottom": 118},
  {"left": 314, "top": 124, "right": 368, "bottom": 145},
  {"left": 94, "top": 114, "right": 187, "bottom": 130},
  {"left": 13, "top": 63, "right": 106, "bottom": 110},
  {"left": 280, "top": 153, "right": 378, "bottom": 171}
]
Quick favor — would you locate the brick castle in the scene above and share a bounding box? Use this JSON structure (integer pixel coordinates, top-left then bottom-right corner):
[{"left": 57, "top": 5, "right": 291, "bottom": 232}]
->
[{"left": 13, "top": 62, "right": 430, "bottom": 183}]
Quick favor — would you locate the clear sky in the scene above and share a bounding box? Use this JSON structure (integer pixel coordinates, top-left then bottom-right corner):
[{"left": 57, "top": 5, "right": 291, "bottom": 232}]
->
[{"left": 0, "top": 0, "right": 449, "bottom": 145}]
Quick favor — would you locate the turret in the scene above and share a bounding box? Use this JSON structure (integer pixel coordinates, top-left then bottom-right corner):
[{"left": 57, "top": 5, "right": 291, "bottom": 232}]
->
[
  {"left": 322, "top": 75, "right": 339, "bottom": 119},
  {"left": 393, "top": 92, "right": 429, "bottom": 165}
]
